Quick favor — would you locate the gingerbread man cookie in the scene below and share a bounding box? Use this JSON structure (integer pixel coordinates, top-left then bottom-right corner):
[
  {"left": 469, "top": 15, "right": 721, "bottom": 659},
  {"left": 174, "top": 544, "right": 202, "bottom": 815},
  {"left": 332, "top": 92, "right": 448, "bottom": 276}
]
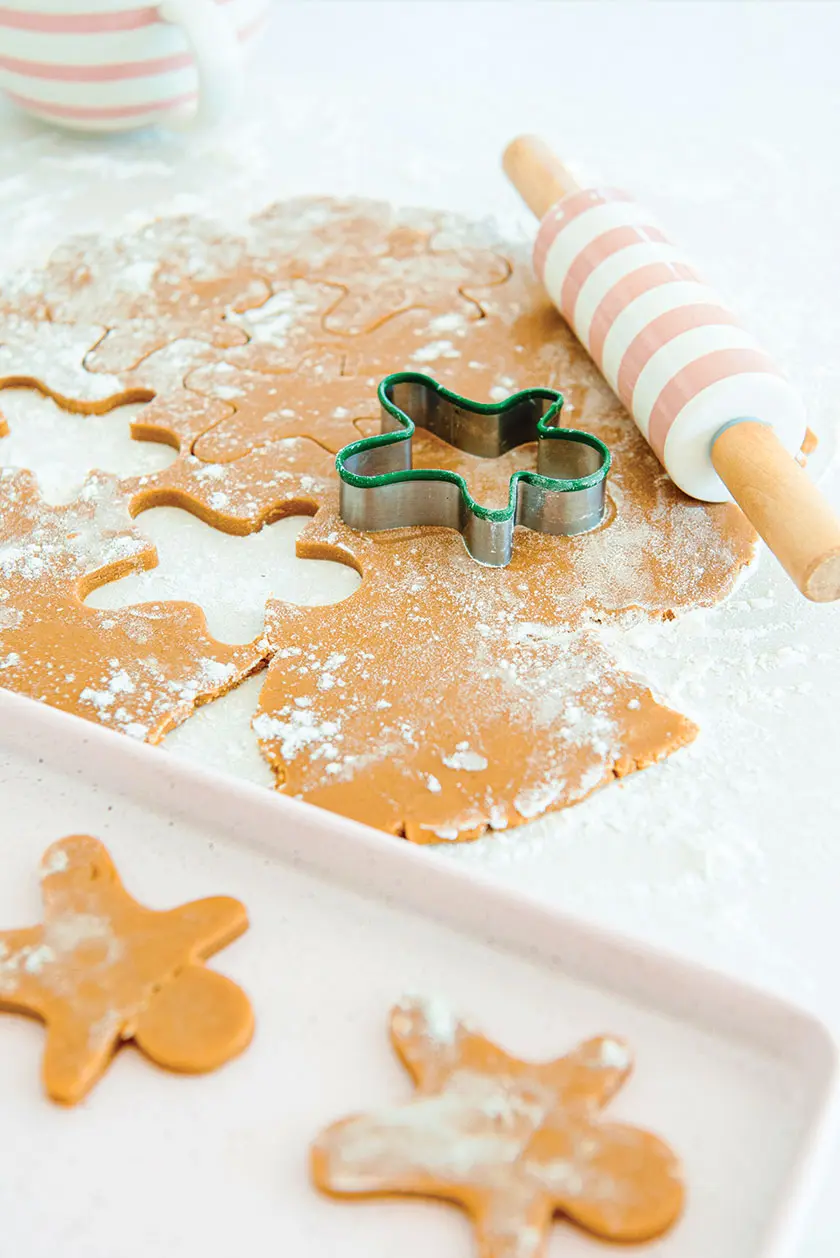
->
[
  {"left": 0, "top": 835, "right": 253, "bottom": 1104},
  {"left": 313, "top": 997, "right": 684, "bottom": 1254}
]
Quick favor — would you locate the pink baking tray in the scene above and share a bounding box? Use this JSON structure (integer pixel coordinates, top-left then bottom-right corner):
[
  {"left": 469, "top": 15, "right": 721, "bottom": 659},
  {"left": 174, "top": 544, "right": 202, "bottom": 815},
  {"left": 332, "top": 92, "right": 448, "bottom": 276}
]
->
[{"left": 0, "top": 685, "right": 836, "bottom": 1258}]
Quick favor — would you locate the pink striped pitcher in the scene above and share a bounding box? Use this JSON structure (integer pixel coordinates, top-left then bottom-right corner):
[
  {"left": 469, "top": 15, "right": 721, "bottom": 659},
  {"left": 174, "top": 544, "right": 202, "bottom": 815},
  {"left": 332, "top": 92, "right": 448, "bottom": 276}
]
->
[{"left": 0, "top": 0, "right": 269, "bottom": 131}]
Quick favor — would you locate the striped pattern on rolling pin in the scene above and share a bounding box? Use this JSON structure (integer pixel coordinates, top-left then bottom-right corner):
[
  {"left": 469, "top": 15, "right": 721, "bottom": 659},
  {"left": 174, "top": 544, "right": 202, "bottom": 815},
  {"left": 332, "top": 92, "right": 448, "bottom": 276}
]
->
[
  {"left": 533, "top": 188, "right": 804, "bottom": 501},
  {"left": 0, "top": 0, "right": 266, "bottom": 130}
]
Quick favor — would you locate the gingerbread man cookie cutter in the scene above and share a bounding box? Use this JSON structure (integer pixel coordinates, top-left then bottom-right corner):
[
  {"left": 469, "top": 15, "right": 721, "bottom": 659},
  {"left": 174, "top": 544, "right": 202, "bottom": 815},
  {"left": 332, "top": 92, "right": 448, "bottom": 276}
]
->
[{"left": 336, "top": 371, "right": 610, "bottom": 566}]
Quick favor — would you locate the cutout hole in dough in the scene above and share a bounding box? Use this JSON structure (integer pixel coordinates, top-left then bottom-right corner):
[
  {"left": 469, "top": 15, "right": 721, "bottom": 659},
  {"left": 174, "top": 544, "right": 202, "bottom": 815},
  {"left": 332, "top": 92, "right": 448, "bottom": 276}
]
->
[
  {"left": 0, "top": 390, "right": 175, "bottom": 505},
  {"left": 84, "top": 506, "right": 361, "bottom": 645}
]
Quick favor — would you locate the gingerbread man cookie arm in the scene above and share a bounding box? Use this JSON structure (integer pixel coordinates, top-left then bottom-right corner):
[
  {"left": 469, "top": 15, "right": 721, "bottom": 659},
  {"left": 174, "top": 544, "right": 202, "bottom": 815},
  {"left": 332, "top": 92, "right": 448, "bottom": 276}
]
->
[
  {"left": 0, "top": 926, "right": 51, "bottom": 1017},
  {"left": 390, "top": 996, "right": 512, "bottom": 1090},
  {"left": 159, "top": 894, "right": 250, "bottom": 959},
  {"left": 540, "top": 1035, "right": 633, "bottom": 1111},
  {"left": 38, "top": 840, "right": 129, "bottom": 1102}
]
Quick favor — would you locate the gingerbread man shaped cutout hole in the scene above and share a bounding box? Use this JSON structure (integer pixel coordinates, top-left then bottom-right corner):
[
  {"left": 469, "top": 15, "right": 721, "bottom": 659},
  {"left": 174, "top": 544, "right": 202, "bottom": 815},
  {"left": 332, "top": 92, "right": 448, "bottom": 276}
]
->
[
  {"left": 0, "top": 390, "right": 175, "bottom": 505},
  {"left": 313, "top": 997, "right": 684, "bottom": 1255},
  {"left": 0, "top": 836, "right": 253, "bottom": 1105},
  {"left": 86, "top": 507, "right": 361, "bottom": 645}
]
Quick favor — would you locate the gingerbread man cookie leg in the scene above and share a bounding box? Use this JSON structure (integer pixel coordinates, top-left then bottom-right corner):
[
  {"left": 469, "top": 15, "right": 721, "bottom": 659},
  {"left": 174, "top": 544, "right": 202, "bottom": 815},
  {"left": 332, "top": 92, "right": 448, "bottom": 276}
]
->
[
  {"left": 132, "top": 894, "right": 255, "bottom": 1074},
  {"left": 472, "top": 1195, "right": 553, "bottom": 1258},
  {"left": 40, "top": 1006, "right": 118, "bottom": 1108},
  {"left": 0, "top": 836, "right": 253, "bottom": 1105}
]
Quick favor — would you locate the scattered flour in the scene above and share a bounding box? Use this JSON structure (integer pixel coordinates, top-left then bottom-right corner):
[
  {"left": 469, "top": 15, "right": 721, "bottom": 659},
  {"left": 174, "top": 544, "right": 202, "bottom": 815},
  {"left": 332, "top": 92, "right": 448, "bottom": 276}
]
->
[
  {"left": 442, "top": 743, "right": 489, "bottom": 772},
  {"left": 597, "top": 1038, "right": 632, "bottom": 1071},
  {"left": 41, "top": 848, "right": 69, "bottom": 876}
]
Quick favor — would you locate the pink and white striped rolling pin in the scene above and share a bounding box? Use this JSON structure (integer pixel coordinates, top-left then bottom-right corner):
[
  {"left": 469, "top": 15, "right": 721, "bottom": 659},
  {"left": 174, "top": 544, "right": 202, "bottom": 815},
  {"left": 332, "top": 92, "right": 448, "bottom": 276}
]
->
[{"left": 503, "top": 136, "right": 840, "bottom": 603}]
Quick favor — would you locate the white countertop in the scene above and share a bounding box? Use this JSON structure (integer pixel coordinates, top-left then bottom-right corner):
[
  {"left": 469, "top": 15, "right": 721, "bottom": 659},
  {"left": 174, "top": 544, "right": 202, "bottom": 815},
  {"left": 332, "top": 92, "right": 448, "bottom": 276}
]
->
[{"left": 1, "top": 3, "right": 839, "bottom": 1253}]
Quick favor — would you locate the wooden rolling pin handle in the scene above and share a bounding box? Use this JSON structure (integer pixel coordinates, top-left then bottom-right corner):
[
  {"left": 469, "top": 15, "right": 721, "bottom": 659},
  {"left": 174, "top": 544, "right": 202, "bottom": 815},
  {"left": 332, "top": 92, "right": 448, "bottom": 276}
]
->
[
  {"left": 502, "top": 135, "right": 580, "bottom": 217},
  {"left": 712, "top": 422, "right": 840, "bottom": 602}
]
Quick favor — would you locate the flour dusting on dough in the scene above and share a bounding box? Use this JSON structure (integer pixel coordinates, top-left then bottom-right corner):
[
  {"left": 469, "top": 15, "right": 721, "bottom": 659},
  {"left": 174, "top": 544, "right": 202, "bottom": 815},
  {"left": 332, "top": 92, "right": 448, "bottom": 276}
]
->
[{"left": 0, "top": 198, "right": 755, "bottom": 842}]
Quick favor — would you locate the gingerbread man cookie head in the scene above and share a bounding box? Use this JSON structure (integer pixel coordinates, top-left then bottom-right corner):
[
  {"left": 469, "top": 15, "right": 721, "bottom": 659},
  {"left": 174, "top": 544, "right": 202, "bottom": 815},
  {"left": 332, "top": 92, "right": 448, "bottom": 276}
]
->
[
  {"left": 313, "top": 997, "right": 684, "bottom": 1255},
  {"left": 0, "top": 836, "right": 253, "bottom": 1104}
]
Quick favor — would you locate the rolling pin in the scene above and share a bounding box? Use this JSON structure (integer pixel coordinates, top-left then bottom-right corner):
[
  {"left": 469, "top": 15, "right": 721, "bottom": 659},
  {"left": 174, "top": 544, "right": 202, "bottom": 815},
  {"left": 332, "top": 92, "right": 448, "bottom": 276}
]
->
[{"left": 503, "top": 135, "right": 840, "bottom": 602}]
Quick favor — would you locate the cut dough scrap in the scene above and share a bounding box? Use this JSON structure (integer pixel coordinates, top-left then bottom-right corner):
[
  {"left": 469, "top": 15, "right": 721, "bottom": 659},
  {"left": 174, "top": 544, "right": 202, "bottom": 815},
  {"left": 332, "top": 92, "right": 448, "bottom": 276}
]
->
[
  {"left": 6, "top": 599, "right": 266, "bottom": 744},
  {"left": 257, "top": 504, "right": 697, "bottom": 842},
  {"left": 0, "top": 469, "right": 267, "bottom": 742}
]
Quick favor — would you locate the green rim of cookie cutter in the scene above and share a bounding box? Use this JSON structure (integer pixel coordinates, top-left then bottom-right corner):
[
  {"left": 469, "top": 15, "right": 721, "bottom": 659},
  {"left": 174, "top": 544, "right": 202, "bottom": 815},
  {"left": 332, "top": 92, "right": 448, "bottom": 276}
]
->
[{"left": 336, "top": 371, "right": 611, "bottom": 567}]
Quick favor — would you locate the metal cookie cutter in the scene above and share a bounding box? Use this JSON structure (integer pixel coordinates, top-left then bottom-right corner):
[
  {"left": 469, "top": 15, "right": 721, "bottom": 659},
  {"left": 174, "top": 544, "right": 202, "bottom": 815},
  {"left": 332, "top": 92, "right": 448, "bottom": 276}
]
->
[{"left": 336, "top": 371, "right": 610, "bottom": 567}]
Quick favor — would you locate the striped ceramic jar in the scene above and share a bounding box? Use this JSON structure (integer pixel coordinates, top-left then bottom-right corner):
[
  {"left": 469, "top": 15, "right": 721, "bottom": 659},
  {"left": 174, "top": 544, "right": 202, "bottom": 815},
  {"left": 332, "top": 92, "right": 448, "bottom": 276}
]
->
[
  {"left": 0, "top": 0, "right": 269, "bottom": 131},
  {"left": 533, "top": 188, "right": 804, "bottom": 500}
]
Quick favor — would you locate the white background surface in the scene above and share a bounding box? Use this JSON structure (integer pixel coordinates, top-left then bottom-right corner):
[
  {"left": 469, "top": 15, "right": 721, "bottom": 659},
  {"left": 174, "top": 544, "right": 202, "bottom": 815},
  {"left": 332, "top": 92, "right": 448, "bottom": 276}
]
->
[{"left": 1, "top": 2, "right": 840, "bottom": 1253}]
